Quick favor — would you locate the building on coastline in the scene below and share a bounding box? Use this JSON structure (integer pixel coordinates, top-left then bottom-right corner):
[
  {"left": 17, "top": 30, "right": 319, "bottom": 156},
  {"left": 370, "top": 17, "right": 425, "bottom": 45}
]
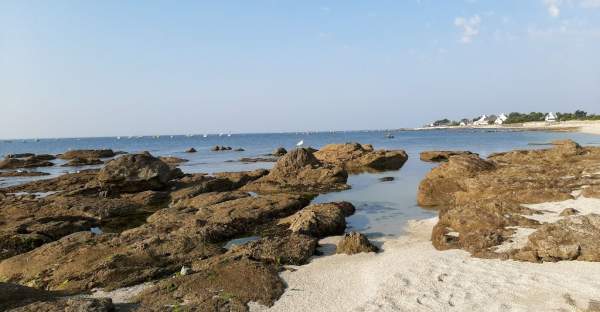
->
[
  {"left": 495, "top": 113, "right": 508, "bottom": 125},
  {"left": 545, "top": 112, "right": 557, "bottom": 122},
  {"left": 473, "top": 115, "right": 489, "bottom": 126}
]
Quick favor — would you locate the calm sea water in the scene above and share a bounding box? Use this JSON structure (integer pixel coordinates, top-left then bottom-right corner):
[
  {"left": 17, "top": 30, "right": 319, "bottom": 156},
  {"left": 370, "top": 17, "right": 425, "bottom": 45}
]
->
[{"left": 2, "top": 129, "right": 599, "bottom": 236}]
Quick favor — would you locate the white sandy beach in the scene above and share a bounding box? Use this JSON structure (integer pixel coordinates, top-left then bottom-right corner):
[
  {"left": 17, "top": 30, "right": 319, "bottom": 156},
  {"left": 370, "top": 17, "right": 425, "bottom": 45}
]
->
[{"left": 250, "top": 212, "right": 600, "bottom": 312}]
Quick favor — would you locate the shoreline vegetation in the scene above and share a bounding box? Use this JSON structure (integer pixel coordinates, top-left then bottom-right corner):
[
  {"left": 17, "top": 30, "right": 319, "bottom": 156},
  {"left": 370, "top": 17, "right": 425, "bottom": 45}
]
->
[{"left": 1, "top": 136, "right": 600, "bottom": 310}]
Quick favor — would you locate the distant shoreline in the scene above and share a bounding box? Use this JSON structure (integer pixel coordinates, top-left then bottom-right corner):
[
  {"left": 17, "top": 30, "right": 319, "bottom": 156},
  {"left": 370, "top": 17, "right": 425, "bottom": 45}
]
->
[{"left": 414, "top": 120, "right": 600, "bottom": 135}]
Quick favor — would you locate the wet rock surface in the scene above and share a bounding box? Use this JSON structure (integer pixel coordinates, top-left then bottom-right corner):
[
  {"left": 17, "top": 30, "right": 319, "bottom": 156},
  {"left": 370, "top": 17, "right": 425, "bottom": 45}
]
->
[
  {"left": 314, "top": 143, "right": 408, "bottom": 172},
  {"left": 0, "top": 155, "right": 55, "bottom": 169},
  {"left": 61, "top": 157, "right": 104, "bottom": 167},
  {"left": 0, "top": 171, "right": 49, "bottom": 177},
  {"left": 278, "top": 202, "right": 355, "bottom": 238},
  {"left": 418, "top": 140, "right": 600, "bottom": 262},
  {"left": 97, "top": 153, "right": 178, "bottom": 193}
]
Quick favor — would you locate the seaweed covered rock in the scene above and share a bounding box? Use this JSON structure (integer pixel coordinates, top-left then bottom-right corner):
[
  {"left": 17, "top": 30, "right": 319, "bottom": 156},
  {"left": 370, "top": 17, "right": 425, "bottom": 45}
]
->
[
  {"left": 336, "top": 232, "right": 378, "bottom": 255},
  {"left": 60, "top": 149, "right": 115, "bottom": 160},
  {"left": 243, "top": 148, "right": 348, "bottom": 194},
  {"left": 419, "top": 150, "right": 477, "bottom": 162},
  {"left": 314, "top": 143, "right": 408, "bottom": 172}
]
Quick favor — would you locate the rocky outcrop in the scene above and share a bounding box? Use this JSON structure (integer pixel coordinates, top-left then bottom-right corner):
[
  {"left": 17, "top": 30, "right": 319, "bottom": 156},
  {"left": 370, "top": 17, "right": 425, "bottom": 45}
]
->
[
  {"left": 185, "top": 147, "right": 197, "bottom": 153},
  {"left": 61, "top": 157, "right": 103, "bottom": 167},
  {"left": 59, "top": 149, "right": 115, "bottom": 160},
  {"left": 314, "top": 142, "right": 408, "bottom": 172},
  {"left": 419, "top": 140, "right": 600, "bottom": 262},
  {"left": 243, "top": 148, "right": 348, "bottom": 194},
  {"left": 10, "top": 298, "right": 114, "bottom": 312},
  {"left": 97, "top": 153, "right": 178, "bottom": 193},
  {"left": 0, "top": 171, "right": 49, "bottom": 177},
  {"left": 419, "top": 150, "right": 477, "bottom": 162},
  {"left": 336, "top": 232, "right": 378, "bottom": 255},
  {"left": 212, "top": 145, "right": 233, "bottom": 151},
  {"left": 278, "top": 202, "right": 355, "bottom": 238},
  {"left": 272, "top": 147, "right": 287, "bottom": 156},
  {"left": 0, "top": 155, "right": 55, "bottom": 169},
  {"left": 158, "top": 156, "right": 189, "bottom": 166},
  {"left": 227, "top": 234, "right": 318, "bottom": 265}
]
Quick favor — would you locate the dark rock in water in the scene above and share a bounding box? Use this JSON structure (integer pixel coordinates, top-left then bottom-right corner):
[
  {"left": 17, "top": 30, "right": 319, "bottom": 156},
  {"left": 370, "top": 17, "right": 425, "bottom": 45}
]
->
[
  {"left": 420, "top": 150, "right": 477, "bottom": 162},
  {"left": 234, "top": 148, "right": 245, "bottom": 152},
  {"left": 314, "top": 142, "right": 408, "bottom": 172},
  {"left": 185, "top": 147, "right": 197, "bottom": 153},
  {"left": 59, "top": 149, "right": 115, "bottom": 160},
  {"left": 6, "top": 153, "right": 35, "bottom": 159},
  {"left": 0, "top": 171, "right": 49, "bottom": 177},
  {"left": 378, "top": 176, "right": 394, "bottom": 182},
  {"left": 272, "top": 147, "right": 287, "bottom": 156},
  {"left": 336, "top": 232, "right": 379, "bottom": 255},
  {"left": 212, "top": 145, "right": 232, "bottom": 151},
  {"left": 243, "top": 148, "right": 349, "bottom": 194},
  {"left": 158, "top": 156, "right": 189, "bottom": 166},
  {"left": 239, "top": 157, "right": 278, "bottom": 163},
  {"left": 0, "top": 155, "right": 55, "bottom": 169},
  {"left": 97, "top": 153, "right": 173, "bottom": 193},
  {"left": 61, "top": 157, "right": 104, "bottom": 167},
  {"left": 278, "top": 202, "right": 355, "bottom": 238},
  {"left": 0, "top": 282, "right": 55, "bottom": 311}
]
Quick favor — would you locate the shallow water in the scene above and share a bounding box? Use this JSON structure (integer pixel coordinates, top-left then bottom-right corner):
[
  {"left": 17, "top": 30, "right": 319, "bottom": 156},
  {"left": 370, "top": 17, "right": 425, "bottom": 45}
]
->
[{"left": 2, "top": 129, "right": 599, "bottom": 236}]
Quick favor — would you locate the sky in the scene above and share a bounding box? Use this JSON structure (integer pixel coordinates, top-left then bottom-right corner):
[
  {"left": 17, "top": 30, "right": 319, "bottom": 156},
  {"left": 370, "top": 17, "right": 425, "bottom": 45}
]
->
[{"left": 1, "top": 0, "right": 600, "bottom": 139}]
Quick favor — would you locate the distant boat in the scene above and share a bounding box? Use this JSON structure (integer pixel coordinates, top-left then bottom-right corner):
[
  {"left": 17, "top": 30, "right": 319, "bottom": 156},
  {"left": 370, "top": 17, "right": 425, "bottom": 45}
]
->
[
  {"left": 227, "top": 133, "right": 232, "bottom": 137},
  {"left": 203, "top": 134, "right": 208, "bottom": 138},
  {"left": 297, "top": 140, "right": 304, "bottom": 146},
  {"left": 116, "top": 136, "right": 121, "bottom": 140},
  {"left": 170, "top": 135, "right": 174, "bottom": 139},
  {"left": 385, "top": 133, "right": 395, "bottom": 139}
]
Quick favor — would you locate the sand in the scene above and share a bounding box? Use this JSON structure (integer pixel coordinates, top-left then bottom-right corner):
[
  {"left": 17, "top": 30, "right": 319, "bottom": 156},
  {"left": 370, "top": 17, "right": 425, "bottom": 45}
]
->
[{"left": 250, "top": 217, "right": 600, "bottom": 312}]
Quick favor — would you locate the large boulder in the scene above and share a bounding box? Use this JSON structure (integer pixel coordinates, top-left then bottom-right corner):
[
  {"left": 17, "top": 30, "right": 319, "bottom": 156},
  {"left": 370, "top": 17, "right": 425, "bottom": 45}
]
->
[
  {"left": 314, "top": 143, "right": 408, "bottom": 172},
  {"left": 336, "top": 232, "right": 378, "bottom": 255},
  {"left": 243, "top": 148, "right": 348, "bottom": 194},
  {"left": 419, "top": 150, "right": 477, "bottom": 162},
  {"left": 278, "top": 202, "right": 355, "bottom": 238},
  {"left": 97, "top": 153, "right": 176, "bottom": 193},
  {"left": 227, "top": 233, "right": 318, "bottom": 265},
  {"left": 59, "top": 149, "right": 115, "bottom": 160},
  {"left": 272, "top": 147, "right": 287, "bottom": 156},
  {"left": 61, "top": 157, "right": 103, "bottom": 167}
]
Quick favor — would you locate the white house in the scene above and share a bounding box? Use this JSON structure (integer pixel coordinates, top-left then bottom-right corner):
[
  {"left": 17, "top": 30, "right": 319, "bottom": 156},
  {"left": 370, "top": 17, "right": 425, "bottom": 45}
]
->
[
  {"left": 545, "top": 112, "right": 557, "bottom": 122},
  {"left": 473, "top": 115, "right": 489, "bottom": 126},
  {"left": 495, "top": 113, "right": 508, "bottom": 125}
]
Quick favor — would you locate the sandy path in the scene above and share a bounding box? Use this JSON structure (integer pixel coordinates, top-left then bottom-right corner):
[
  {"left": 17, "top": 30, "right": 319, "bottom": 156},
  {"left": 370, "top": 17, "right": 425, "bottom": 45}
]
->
[{"left": 250, "top": 218, "right": 600, "bottom": 312}]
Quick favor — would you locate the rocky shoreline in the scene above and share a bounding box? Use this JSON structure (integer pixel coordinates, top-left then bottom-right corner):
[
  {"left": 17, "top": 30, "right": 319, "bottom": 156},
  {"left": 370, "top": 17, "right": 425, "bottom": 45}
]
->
[{"left": 0, "top": 143, "right": 406, "bottom": 311}]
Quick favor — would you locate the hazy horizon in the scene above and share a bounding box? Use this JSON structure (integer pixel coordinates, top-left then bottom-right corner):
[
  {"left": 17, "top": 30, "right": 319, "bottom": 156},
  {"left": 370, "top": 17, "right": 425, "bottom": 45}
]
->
[{"left": 1, "top": 1, "right": 599, "bottom": 139}]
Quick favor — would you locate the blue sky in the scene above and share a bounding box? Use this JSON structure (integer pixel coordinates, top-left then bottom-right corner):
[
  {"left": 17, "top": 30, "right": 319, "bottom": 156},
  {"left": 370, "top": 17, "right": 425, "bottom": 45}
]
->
[{"left": 1, "top": 0, "right": 599, "bottom": 138}]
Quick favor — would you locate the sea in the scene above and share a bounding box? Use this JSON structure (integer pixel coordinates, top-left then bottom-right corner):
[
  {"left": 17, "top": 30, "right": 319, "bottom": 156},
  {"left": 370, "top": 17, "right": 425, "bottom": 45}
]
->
[{"left": 2, "top": 129, "right": 599, "bottom": 238}]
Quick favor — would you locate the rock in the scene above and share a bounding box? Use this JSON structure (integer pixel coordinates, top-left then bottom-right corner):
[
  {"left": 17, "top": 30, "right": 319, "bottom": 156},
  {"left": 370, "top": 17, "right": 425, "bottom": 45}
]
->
[
  {"left": 135, "top": 258, "right": 284, "bottom": 311},
  {"left": 243, "top": 148, "right": 349, "bottom": 194},
  {"left": 214, "top": 169, "right": 269, "bottom": 189},
  {"left": 521, "top": 215, "right": 600, "bottom": 262},
  {"left": 97, "top": 153, "right": 173, "bottom": 193},
  {"left": 185, "top": 147, "right": 197, "bottom": 153},
  {"left": 158, "top": 156, "right": 189, "bottom": 166},
  {"left": 61, "top": 157, "right": 103, "bottom": 167},
  {"left": 314, "top": 142, "right": 408, "bottom": 172},
  {"left": 212, "top": 145, "right": 232, "bottom": 151},
  {"left": 417, "top": 154, "right": 496, "bottom": 207},
  {"left": 60, "top": 149, "right": 115, "bottom": 160},
  {"left": 0, "top": 155, "right": 55, "bottom": 169},
  {"left": 212, "top": 145, "right": 221, "bottom": 151},
  {"left": 234, "top": 148, "right": 245, "bottom": 152},
  {"left": 419, "top": 150, "right": 478, "bottom": 162},
  {"left": 0, "top": 283, "right": 55, "bottom": 311},
  {"left": 3, "top": 171, "right": 98, "bottom": 194},
  {"left": 239, "top": 157, "right": 278, "bottom": 163},
  {"left": 6, "top": 153, "right": 35, "bottom": 159},
  {"left": 170, "top": 191, "right": 251, "bottom": 209},
  {"left": 227, "top": 233, "right": 318, "bottom": 265},
  {"left": 419, "top": 140, "right": 600, "bottom": 262},
  {"left": 278, "top": 202, "right": 355, "bottom": 238},
  {"left": 378, "top": 176, "right": 394, "bottom": 182},
  {"left": 336, "top": 232, "right": 378, "bottom": 255},
  {"left": 272, "top": 147, "right": 287, "bottom": 156},
  {"left": 10, "top": 298, "right": 114, "bottom": 312},
  {"left": 559, "top": 208, "right": 579, "bottom": 216},
  {"left": 0, "top": 171, "right": 49, "bottom": 177},
  {"left": 125, "top": 190, "right": 170, "bottom": 206}
]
